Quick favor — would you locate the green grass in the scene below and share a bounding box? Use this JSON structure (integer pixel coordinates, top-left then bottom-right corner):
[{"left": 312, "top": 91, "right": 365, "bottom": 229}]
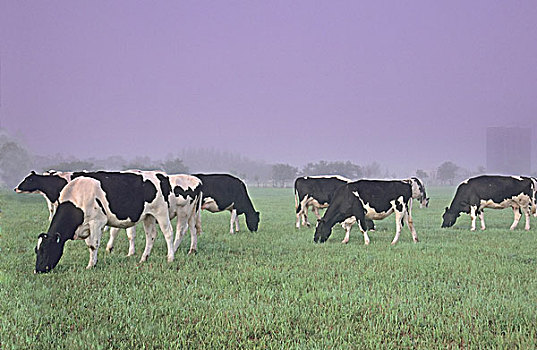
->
[{"left": 1, "top": 187, "right": 537, "bottom": 349}]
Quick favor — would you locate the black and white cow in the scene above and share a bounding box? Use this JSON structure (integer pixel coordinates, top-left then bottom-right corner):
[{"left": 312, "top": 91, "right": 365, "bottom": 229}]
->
[
  {"left": 15, "top": 170, "right": 72, "bottom": 220},
  {"left": 34, "top": 171, "right": 176, "bottom": 273},
  {"left": 442, "top": 175, "right": 537, "bottom": 231},
  {"left": 105, "top": 174, "right": 203, "bottom": 255},
  {"left": 314, "top": 180, "right": 419, "bottom": 245},
  {"left": 193, "top": 173, "right": 259, "bottom": 234},
  {"left": 339, "top": 177, "right": 428, "bottom": 242},
  {"left": 294, "top": 175, "right": 351, "bottom": 229}
]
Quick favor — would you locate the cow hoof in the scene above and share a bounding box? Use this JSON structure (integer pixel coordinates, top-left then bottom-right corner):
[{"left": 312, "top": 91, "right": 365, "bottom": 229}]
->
[
  {"left": 341, "top": 240, "right": 348, "bottom": 244},
  {"left": 364, "top": 241, "right": 370, "bottom": 245},
  {"left": 106, "top": 246, "right": 113, "bottom": 254},
  {"left": 188, "top": 249, "right": 197, "bottom": 255},
  {"left": 306, "top": 223, "right": 311, "bottom": 228},
  {"left": 167, "top": 256, "right": 174, "bottom": 263}
]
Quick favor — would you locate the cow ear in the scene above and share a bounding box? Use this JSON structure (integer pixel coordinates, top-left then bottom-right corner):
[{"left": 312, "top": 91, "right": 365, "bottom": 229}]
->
[{"left": 31, "top": 170, "right": 36, "bottom": 175}]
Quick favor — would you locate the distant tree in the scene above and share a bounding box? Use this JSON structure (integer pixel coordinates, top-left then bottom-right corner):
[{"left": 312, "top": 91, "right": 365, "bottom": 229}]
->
[
  {"left": 363, "top": 162, "right": 381, "bottom": 178},
  {"left": 46, "top": 160, "right": 94, "bottom": 172},
  {"left": 437, "top": 161, "right": 459, "bottom": 185},
  {"left": 415, "top": 169, "right": 429, "bottom": 179},
  {"left": 161, "top": 158, "right": 189, "bottom": 174},
  {"left": 272, "top": 163, "right": 298, "bottom": 187},
  {"left": 0, "top": 141, "right": 32, "bottom": 187},
  {"left": 301, "top": 160, "right": 362, "bottom": 179},
  {"left": 123, "top": 156, "right": 159, "bottom": 171}
]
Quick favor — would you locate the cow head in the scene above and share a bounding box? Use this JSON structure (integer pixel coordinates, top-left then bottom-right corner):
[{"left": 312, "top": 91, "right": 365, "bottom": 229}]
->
[
  {"left": 441, "top": 207, "right": 459, "bottom": 228},
  {"left": 35, "top": 232, "right": 65, "bottom": 273},
  {"left": 314, "top": 219, "right": 332, "bottom": 243},
  {"left": 246, "top": 211, "right": 260, "bottom": 232},
  {"left": 420, "top": 197, "right": 430, "bottom": 208},
  {"left": 14, "top": 171, "right": 39, "bottom": 193}
]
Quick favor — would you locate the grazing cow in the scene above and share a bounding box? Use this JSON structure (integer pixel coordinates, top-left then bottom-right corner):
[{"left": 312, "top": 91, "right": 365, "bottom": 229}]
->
[
  {"left": 340, "top": 177, "right": 428, "bottom": 242},
  {"left": 34, "top": 171, "right": 176, "bottom": 273},
  {"left": 442, "top": 175, "right": 537, "bottom": 231},
  {"left": 15, "top": 170, "right": 138, "bottom": 254},
  {"left": 294, "top": 175, "right": 351, "bottom": 229},
  {"left": 14, "top": 170, "right": 72, "bottom": 220},
  {"left": 314, "top": 180, "right": 419, "bottom": 245},
  {"left": 105, "top": 174, "right": 203, "bottom": 255},
  {"left": 193, "top": 173, "right": 259, "bottom": 234}
]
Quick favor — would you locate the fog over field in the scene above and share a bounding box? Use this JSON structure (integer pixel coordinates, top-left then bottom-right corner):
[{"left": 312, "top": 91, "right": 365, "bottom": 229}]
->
[{"left": 1, "top": 1, "right": 536, "bottom": 176}]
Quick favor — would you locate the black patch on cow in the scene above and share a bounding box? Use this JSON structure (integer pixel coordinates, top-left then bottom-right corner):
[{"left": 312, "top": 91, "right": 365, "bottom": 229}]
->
[
  {"left": 174, "top": 185, "right": 201, "bottom": 203},
  {"left": 16, "top": 172, "right": 68, "bottom": 203},
  {"left": 95, "top": 198, "right": 106, "bottom": 216},
  {"left": 156, "top": 173, "right": 172, "bottom": 206},
  {"left": 48, "top": 201, "right": 85, "bottom": 241},
  {"left": 72, "top": 171, "right": 157, "bottom": 222}
]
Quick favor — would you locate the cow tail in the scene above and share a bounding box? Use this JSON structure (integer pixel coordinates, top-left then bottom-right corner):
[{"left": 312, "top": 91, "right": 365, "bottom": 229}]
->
[
  {"left": 294, "top": 187, "right": 300, "bottom": 214},
  {"left": 531, "top": 178, "right": 537, "bottom": 216}
]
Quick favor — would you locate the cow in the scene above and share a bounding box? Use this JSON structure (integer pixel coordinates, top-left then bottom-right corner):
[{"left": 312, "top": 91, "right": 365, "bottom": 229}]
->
[
  {"left": 441, "top": 175, "right": 537, "bottom": 231},
  {"left": 193, "top": 173, "right": 259, "bottom": 234},
  {"left": 294, "top": 175, "right": 351, "bottom": 229},
  {"left": 314, "top": 180, "right": 419, "bottom": 245},
  {"left": 339, "top": 177, "right": 428, "bottom": 242},
  {"left": 15, "top": 170, "right": 138, "bottom": 255},
  {"left": 34, "top": 171, "right": 176, "bottom": 273},
  {"left": 105, "top": 174, "right": 203, "bottom": 255},
  {"left": 14, "top": 170, "right": 72, "bottom": 221}
]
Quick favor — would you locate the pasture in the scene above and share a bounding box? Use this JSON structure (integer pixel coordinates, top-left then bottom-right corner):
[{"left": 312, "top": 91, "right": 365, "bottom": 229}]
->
[{"left": 1, "top": 187, "right": 536, "bottom": 349}]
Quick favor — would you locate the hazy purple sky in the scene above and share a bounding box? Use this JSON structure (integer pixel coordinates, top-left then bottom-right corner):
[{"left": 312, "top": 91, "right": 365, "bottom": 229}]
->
[{"left": 1, "top": 1, "right": 536, "bottom": 174}]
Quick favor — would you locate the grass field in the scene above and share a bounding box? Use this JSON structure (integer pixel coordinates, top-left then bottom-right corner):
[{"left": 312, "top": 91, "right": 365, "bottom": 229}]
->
[{"left": 1, "top": 186, "right": 537, "bottom": 349}]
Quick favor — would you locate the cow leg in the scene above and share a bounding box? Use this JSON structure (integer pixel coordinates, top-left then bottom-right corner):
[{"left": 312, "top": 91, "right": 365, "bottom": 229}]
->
[
  {"left": 187, "top": 211, "right": 199, "bottom": 254},
  {"left": 85, "top": 221, "right": 106, "bottom": 269},
  {"left": 341, "top": 220, "right": 352, "bottom": 244},
  {"left": 405, "top": 211, "right": 419, "bottom": 243},
  {"left": 105, "top": 227, "right": 120, "bottom": 253},
  {"left": 313, "top": 206, "right": 322, "bottom": 220},
  {"left": 523, "top": 205, "right": 531, "bottom": 231},
  {"left": 391, "top": 210, "right": 404, "bottom": 245},
  {"left": 195, "top": 211, "right": 204, "bottom": 236},
  {"left": 140, "top": 216, "right": 157, "bottom": 263},
  {"left": 126, "top": 226, "right": 136, "bottom": 256},
  {"left": 235, "top": 211, "right": 240, "bottom": 232},
  {"left": 510, "top": 206, "right": 522, "bottom": 231},
  {"left": 156, "top": 214, "right": 175, "bottom": 262},
  {"left": 173, "top": 211, "right": 189, "bottom": 253},
  {"left": 479, "top": 212, "right": 486, "bottom": 231},
  {"left": 470, "top": 206, "right": 478, "bottom": 231},
  {"left": 229, "top": 209, "right": 237, "bottom": 234},
  {"left": 357, "top": 218, "right": 370, "bottom": 245}
]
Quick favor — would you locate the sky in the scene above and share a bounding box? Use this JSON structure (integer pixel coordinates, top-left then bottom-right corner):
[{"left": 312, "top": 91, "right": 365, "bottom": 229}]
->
[{"left": 1, "top": 1, "right": 536, "bottom": 175}]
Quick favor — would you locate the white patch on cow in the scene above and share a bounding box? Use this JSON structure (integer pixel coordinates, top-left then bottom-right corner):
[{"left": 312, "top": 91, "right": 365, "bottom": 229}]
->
[
  {"left": 37, "top": 237, "right": 43, "bottom": 250},
  {"left": 510, "top": 176, "right": 523, "bottom": 181},
  {"left": 304, "top": 175, "right": 351, "bottom": 182}
]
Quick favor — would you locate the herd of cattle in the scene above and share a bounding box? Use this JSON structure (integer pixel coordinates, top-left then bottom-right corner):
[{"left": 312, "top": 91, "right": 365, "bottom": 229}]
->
[{"left": 13, "top": 170, "right": 537, "bottom": 274}]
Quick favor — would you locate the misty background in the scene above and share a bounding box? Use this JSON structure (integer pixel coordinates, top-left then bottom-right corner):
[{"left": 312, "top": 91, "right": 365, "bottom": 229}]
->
[{"left": 1, "top": 1, "right": 536, "bottom": 188}]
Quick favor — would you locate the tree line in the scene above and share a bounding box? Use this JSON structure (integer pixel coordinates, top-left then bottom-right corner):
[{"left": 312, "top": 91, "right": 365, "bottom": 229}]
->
[{"left": 0, "top": 128, "right": 499, "bottom": 189}]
